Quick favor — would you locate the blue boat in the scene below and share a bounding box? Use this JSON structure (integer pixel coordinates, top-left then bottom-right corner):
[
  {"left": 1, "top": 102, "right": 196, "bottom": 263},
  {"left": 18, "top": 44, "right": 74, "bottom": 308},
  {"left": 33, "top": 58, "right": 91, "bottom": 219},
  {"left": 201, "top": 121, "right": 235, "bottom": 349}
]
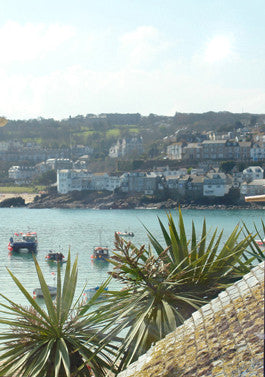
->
[
  {"left": 8, "top": 232, "right": 38, "bottom": 253},
  {"left": 84, "top": 286, "right": 108, "bottom": 301}
]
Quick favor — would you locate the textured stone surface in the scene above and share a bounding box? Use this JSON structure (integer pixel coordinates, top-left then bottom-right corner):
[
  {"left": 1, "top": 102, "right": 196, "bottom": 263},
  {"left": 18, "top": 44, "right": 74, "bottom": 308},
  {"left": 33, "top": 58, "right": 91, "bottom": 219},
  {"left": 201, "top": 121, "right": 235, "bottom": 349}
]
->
[{"left": 118, "top": 262, "right": 264, "bottom": 377}]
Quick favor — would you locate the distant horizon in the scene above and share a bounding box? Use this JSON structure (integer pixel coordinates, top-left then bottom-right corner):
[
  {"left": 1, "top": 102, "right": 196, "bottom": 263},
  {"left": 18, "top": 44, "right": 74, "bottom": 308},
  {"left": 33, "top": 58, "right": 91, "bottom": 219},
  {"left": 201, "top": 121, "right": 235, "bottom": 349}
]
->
[{"left": 4, "top": 109, "right": 265, "bottom": 123}]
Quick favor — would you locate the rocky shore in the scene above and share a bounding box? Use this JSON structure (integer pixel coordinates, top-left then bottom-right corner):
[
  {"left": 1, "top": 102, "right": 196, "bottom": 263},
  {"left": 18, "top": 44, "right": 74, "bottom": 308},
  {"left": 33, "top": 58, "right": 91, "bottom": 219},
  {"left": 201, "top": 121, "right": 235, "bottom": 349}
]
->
[{"left": 25, "top": 191, "right": 264, "bottom": 211}]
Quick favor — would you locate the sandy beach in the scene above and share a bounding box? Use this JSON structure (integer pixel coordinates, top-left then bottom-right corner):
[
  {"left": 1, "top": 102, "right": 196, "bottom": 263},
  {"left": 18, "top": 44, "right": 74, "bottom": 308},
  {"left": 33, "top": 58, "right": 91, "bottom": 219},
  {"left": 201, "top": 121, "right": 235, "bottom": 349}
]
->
[{"left": 0, "top": 193, "right": 37, "bottom": 204}]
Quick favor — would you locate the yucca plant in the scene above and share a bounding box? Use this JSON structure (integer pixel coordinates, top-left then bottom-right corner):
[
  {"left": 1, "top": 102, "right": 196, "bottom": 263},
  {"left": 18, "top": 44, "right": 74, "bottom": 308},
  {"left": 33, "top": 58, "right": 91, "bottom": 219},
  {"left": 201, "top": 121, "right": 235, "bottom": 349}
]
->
[
  {"left": 242, "top": 219, "right": 265, "bottom": 262},
  {"left": 100, "top": 209, "right": 254, "bottom": 371},
  {"left": 0, "top": 253, "right": 119, "bottom": 377}
]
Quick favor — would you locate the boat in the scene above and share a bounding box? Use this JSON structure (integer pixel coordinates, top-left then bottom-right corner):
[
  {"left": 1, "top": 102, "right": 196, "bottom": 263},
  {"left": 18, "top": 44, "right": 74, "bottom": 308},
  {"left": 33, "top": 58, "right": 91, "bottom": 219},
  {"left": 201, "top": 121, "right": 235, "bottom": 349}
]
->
[
  {"left": 33, "top": 285, "right": 57, "bottom": 298},
  {"left": 84, "top": 286, "right": 108, "bottom": 301},
  {"left": 115, "top": 231, "right": 134, "bottom": 237},
  {"left": 8, "top": 232, "right": 38, "bottom": 253},
  {"left": 255, "top": 238, "right": 265, "bottom": 249},
  {"left": 91, "top": 229, "right": 109, "bottom": 260},
  {"left": 45, "top": 251, "right": 66, "bottom": 263},
  {"left": 91, "top": 246, "right": 109, "bottom": 260}
]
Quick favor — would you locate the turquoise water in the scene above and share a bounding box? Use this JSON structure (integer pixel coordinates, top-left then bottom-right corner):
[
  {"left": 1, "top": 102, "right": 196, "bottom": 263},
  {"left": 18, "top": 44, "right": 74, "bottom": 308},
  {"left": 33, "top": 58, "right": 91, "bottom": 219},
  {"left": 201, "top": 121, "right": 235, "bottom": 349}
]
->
[{"left": 0, "top": 207, "right": 264, "bottom": 307}]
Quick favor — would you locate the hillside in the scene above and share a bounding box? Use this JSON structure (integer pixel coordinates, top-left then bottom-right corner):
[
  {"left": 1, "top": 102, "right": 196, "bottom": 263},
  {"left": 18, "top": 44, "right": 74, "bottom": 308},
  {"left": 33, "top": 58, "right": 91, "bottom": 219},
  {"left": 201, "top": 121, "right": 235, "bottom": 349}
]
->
[{"left": 1, "top": 111, "right": 265, "bottom": 157}]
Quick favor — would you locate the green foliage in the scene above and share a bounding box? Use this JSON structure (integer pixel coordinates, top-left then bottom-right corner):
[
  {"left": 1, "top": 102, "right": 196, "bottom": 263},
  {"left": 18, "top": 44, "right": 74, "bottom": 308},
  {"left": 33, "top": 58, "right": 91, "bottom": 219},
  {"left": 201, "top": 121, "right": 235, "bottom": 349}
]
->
[
  {"left": 220, "top": 161, "right": 236, "bottom": 174},
  {"left": 106, "top": 129, "right": 120, "bottom": 138},
  {"left": 33, "top": 170, "right": 57, "bottom": 185},
  {"left": 0, "top": 186, "right": 41, "bottom": 193},
  {"left": 222, "top": 187, "right": 241, "bottom": 204},
  {"left": 242, "top": 219, "right": 265, "bottom": 263},
  {"left": 0, "top": 254, "right": 118, "bottom": 377},
  {"left": 100, "top": 209, "right": 254, "bottom": 371}
]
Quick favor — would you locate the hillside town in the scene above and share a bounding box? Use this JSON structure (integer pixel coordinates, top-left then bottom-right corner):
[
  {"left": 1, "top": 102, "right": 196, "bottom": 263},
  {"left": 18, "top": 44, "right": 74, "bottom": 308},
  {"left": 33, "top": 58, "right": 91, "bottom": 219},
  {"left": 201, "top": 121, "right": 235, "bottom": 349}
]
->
[{"left": 3, "top": 122, "right": 265, "bottom": 207}]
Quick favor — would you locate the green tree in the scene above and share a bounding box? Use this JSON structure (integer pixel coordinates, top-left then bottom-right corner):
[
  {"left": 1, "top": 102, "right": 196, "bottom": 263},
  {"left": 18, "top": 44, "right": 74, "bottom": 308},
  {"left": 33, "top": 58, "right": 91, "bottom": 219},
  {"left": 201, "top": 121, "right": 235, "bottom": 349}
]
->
[
  {"left": 220, "top": 161, "right": 236, "bottom": 174},
  {"left": 34, "top": 170, "right": 57, "bottom": 185},
  {"left": 0, "top": 254, "right": 118, "bottom": 377},
  {"left": 234, "top": 120, "right": 243, "bottom": 129}
]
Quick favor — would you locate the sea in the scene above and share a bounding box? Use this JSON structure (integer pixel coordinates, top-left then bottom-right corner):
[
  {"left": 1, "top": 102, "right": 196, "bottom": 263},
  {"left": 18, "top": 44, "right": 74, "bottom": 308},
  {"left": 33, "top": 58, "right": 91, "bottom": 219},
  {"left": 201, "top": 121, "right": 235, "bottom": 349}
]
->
[{"left": 0, "top": 207, "right": 264, "bottom": 308}]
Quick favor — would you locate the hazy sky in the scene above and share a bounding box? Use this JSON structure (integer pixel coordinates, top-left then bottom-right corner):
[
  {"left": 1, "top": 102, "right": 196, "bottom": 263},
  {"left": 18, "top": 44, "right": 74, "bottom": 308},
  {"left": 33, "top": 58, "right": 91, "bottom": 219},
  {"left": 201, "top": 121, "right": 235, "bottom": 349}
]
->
[{"left": 1, "top": 0, "right": 264, "bottom": 120}]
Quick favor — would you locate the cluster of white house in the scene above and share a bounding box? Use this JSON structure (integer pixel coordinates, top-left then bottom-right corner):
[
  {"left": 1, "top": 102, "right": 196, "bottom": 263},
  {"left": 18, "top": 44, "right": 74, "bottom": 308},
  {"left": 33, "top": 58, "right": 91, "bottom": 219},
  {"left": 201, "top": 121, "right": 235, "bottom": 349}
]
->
[
  {"left": 0, "top": 141, "right": 93, "bottom": 162},
  {"left": 8, "top": 159, "right": 74, "bottom": 184},
  {"left": 56, "top": 166, "right": 265, "bottom": 198},
  {"left": 108, "top": 136, "right": 143, "bottom": 158},
  {"left": 167, "top": 138, "right": 265, "bottom": 161}
]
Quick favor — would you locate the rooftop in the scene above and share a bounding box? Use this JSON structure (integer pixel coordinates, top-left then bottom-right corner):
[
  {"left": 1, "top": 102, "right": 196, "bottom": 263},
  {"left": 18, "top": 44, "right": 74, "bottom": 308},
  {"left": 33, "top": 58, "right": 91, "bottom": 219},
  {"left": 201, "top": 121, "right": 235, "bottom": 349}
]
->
[{"left": 118, "top": 262, "right": 264, "bottom": 377}]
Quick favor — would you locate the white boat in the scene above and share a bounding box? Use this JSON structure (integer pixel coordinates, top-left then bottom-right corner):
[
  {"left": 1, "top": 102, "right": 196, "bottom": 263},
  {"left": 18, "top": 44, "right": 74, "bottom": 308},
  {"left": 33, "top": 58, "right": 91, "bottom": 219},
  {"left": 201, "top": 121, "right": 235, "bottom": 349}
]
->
[{"left": 115, "top": 231, "right": 134, "bottom": 237}]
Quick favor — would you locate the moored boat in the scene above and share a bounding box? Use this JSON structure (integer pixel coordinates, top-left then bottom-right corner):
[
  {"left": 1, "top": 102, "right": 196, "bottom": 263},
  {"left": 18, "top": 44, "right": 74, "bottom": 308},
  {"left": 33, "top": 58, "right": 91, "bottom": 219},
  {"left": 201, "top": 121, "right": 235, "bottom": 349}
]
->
[
  {"left": 91, "top": 246, "right": 109, "bottom": 260},
  {"left": 8, "top": 232, "right": 38, "bottom": 253},
  {"left": 33, "top": 285, "right": 57, "bottom": 298},
  {"left": 84, "top": 286, "right": 109, "bottom": 301},
  {"left": 115, "top": 231, "right": 134, "bottom": 237},
  {"left": 45, "top": 251, "right": 66, "bottom": 263},
  {"left": 91, "top": 229, "right": 109, "bottom": 260},
  {"left": 255, "top": 238, "right": 265, "bottom": 249}
]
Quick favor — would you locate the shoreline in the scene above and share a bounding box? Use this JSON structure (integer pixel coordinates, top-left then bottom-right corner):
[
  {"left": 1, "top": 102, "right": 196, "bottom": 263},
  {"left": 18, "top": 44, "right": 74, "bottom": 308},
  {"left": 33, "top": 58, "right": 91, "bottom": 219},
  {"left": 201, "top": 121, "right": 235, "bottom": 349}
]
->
[
  {"left": 0, "top": 193, "right": 38, "bottom": 204},
  {"left": 1, "top": 192, "right": 264, "bottom": 210}
]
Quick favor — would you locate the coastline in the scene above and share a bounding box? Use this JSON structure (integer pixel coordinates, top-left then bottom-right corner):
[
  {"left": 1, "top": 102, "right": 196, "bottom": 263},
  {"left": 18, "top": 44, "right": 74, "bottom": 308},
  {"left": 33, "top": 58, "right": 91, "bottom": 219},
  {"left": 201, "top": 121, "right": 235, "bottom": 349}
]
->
[
  {"left": 0, "top": 193, "right": 37, "bottom": 204},
  {"left": 1, "top": 191, "right": 264, "bottom": 210},
  {"left": 29, "top": 193, "right": 264, "bottom": 210}
]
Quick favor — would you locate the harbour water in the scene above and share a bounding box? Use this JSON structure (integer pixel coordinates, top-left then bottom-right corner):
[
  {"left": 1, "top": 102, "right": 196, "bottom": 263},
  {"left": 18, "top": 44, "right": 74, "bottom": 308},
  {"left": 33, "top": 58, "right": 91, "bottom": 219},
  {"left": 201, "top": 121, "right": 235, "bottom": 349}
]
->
[{"left": 0, "top": 207, "right": 264, "bottom": 307}]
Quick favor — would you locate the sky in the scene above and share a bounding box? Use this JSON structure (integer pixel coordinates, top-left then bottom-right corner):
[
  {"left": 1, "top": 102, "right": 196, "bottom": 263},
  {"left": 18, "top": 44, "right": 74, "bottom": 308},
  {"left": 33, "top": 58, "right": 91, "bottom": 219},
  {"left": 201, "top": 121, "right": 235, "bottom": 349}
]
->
[{"left": 0, "top": 0, "right": 265, "bottom": 120}]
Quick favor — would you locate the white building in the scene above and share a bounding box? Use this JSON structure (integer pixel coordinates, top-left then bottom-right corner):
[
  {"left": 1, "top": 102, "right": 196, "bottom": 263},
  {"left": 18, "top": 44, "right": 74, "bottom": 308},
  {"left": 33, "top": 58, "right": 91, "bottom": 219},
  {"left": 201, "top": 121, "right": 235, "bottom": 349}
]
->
[
  {"left": 242, "top": 166, "right": 264, "bottom": 182},
  {"left": 240, "top": 179, "right": 265, "bottom": 196},
  {"left": 250, "top": 142, "right": 265, "bottom": 161},
  {"left": 57, "top": 169, "right": 121, "bottom": 194},
  {"left": 8, "top": 166, "right": 37, "bottom": 184},
  {"left": 109, "top": 136, "right": 143, "bottom": 158},
  {"left": 91, "top": 173, "right": 121, "bottom": 191},
  {"left": 190, "top": 168, "right": 205, "bottom": 175},
  {"left": 166, "top": 143, "right": 183, "bottom": 160},
  {"left": 153, "top": 167, "right": 187, "bottom": 177},
  {"left": 46, "top": 158, "right": 73, "bottom": 170},
  {"left": 203, "top": 173, "right": 230, "bottom": 197},
  {"left": 57, "top": 169, "right": 92, "bottom": 194}
]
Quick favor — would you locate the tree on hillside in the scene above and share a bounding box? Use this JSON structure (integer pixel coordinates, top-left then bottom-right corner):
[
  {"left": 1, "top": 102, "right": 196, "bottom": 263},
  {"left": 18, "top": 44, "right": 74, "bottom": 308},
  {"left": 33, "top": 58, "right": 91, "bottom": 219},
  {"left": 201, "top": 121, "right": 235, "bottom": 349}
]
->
[
  {"left": 220, "top": 161, "right": 236, "bottom": 174},
  {"left": 34, "top": 170, "right": 57, "bottom": 185},
  {"left": 234, "top": 120, "right": 243, "bottom": 129}
]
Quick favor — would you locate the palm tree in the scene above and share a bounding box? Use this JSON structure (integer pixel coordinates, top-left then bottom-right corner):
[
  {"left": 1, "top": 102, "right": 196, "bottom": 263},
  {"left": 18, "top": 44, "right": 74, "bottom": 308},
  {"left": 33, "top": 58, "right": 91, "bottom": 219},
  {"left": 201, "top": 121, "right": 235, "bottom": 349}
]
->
[
  {"left": 0, "top": 253, "right": 118, "bottom": 377},
  {"left": 100, "top": 209, "right": 254, "bottom": 371}
]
